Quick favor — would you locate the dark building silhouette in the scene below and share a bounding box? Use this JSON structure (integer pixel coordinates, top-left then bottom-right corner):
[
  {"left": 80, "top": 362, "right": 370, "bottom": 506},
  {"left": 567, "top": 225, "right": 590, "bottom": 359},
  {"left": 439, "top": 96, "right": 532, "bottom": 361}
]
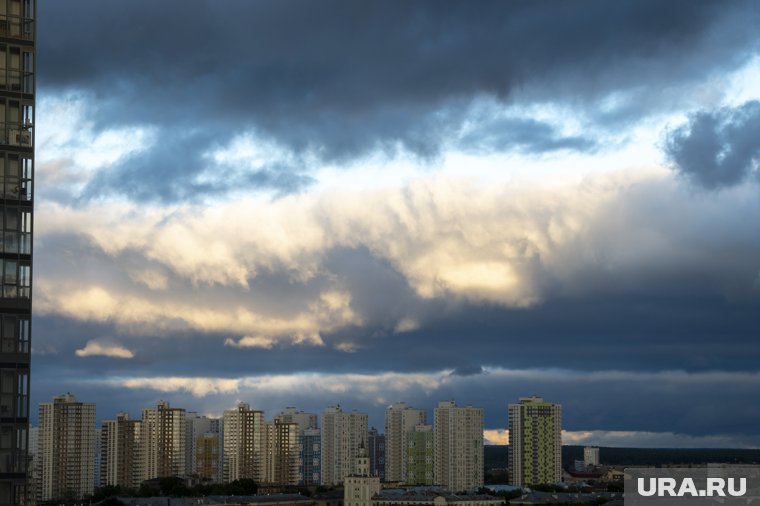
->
[
  {"left": 0, "top": 0, "right": 35, "bottom": 504},
  {"left": 367, "top": 427, "right": 385, "bottom": 481}
]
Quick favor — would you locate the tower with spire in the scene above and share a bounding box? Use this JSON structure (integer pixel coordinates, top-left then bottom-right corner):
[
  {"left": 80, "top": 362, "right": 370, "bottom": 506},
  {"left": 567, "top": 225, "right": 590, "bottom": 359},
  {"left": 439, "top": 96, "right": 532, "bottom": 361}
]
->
[{"left": 344, "top": 439, "right": 381, "bottom": 506}]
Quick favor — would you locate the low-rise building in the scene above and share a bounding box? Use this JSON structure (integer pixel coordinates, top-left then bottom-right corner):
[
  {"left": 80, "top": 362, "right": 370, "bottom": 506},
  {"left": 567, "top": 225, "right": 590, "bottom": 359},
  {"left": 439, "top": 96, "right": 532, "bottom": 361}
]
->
[{"left": 373, "top": 489, "right": 502, "bottom": 506}]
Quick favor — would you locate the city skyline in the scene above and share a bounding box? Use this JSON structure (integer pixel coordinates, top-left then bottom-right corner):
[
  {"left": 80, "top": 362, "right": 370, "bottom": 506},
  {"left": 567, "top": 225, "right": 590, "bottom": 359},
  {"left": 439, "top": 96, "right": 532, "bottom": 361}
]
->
[{"left": 29, "top": 0, "right": 760, "bottom": 450}]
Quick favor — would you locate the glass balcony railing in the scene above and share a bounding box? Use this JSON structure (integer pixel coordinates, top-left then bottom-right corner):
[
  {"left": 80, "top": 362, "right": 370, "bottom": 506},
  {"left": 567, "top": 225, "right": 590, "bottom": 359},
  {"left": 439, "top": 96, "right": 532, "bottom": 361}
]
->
[
  {"left": 0, "top": 16, "right": 34, "bottom": 42},
  {"left": 0, "top": 69, "right": 33, "bottom": 94},
  {"left": 0, "top": 178, "right": 31, "bottom": 201},
  {"left": 0, "top": 123, "right": 32, "bottom": 148}
]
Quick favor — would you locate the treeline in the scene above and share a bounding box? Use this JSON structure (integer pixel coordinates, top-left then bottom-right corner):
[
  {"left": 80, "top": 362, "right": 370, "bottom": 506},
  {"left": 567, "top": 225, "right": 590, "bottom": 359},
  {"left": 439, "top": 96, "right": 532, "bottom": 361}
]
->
[
  {"left": 484, "top": 445, "right": 760, "bottom": 470},
  {"left": 78, "top": 478, "right": 325, "bottom": 505}
]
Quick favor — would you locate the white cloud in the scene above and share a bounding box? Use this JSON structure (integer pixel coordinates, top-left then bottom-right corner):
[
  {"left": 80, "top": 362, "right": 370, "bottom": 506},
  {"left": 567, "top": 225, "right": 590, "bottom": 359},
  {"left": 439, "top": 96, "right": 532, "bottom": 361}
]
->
[
  {"left": 75, "top": 340, "right": 134, "bottom": 359},
  {"left": 484, "top": 428, "right": 509, "bottom": 445},
  {"left": 33, "top": 166, "right": 760, "bottom": 346},
  {"left": 225, "top": 335, "right": 275, "bottom": 349},
  {"left": 116, "top": 370, "right": 449, "bottom": 400},
  {"left": 120, "top": 377, "right": 240, "bottom": 397}
]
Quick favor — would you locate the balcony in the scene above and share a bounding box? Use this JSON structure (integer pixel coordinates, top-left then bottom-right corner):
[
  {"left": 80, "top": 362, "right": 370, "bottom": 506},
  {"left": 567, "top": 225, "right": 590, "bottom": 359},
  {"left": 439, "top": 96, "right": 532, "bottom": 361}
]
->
[
  {"left": 0, "top": 69, "right": 32, "bottom": 95},
  {"left": 0, "top": 16, "right": 34, "bottom": 42},
  {"left": 0, "top": 123, "right": 31, "bottom": 149}
]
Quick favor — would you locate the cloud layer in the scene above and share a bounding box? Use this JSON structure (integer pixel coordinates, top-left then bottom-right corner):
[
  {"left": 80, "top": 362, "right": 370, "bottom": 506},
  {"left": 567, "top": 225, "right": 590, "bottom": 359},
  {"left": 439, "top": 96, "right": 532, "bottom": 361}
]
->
[
  {"left": 27, "top": 0, "right": 760, "bottom": 448},
  {"left": 666, "top": 100, "right": 760, "bottom": 189}
]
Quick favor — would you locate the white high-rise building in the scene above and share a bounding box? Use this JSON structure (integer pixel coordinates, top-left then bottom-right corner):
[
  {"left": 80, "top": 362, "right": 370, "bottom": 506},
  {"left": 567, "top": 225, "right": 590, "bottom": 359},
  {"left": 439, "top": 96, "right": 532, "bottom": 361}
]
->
[
  {"left": 38, "top": 394, "right": 96, "bottom": 501},
  {"left": 223, "top": 402, "right": 265, "bottom": 482},
  {"left": 583, "top": 447, "right": 599, "bottom": 468},
  {"left": 434, "top": 401, "right": 483, "bottom": 492},
  {"left": 508, "top": 396, "right": 562, "bottom": 486},
  {"left": 321, "top": 405, "right": 368, "bottom": 485},
  {"left": 384, "top": 403, "right": 426, "bottom": 482},
  {"left": 140, "top": 401, "right": 186, "bottom": 480}
]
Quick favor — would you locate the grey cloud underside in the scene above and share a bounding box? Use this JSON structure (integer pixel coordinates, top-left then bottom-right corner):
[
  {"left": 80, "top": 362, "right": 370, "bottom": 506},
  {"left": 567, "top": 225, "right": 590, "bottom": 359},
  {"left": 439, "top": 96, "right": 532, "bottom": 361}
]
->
[
  {"left": 666, "top": 101, "right": 760, "bottom": 189},
  {"left": 31, "top": 228, "right": 760, "bottom": 438},
  {"left": 31, "top": 310, "right": 760, "bottom": 440},
  {"left": 80, "top": 130, "right": 314, "bottom": 203},
  {"left": 39, "top": 0, "right": 759, "bottom": 201}
]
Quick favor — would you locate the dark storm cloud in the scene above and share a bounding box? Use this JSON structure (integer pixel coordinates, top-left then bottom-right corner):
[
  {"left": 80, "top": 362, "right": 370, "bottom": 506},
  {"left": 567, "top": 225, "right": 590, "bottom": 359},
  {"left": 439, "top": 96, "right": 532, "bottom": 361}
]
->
[
  {"left": 29, "top": 313, "right": 760, "bottom": 442},
  {"left": 37, "top": 0, "right": 759, "bottom": 200},
  {"left": 449, "top": 365, "right": 485, "bottom": 377},
  {"left": 666, "top": 101, "right": 760, "bottom": 189},
  {"left": 80, "top": 130, "right": 313, "bottom": 203}
]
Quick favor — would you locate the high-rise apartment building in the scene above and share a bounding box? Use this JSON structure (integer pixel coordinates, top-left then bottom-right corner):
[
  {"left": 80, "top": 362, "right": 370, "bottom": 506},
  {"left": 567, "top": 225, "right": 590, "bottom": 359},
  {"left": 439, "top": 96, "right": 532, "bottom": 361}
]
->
[
  {"left": 100, "top": 412, "right": 142, "bottom": 489},
  {"left": 273, "top": 407, "right": 319, "bottom": 486},
  {"left": 434, "top": 401, "right": 483, "bottom": 492},
  {"left": 37, "top": 394, "right": 96, "bottom": 502},
  {"left": 195, "top": 432, "right": 221, "bottom": 482},
  {"left": 26, "top": 426, "right": 37, "bottom": 505},
  {"left": 141, "top": 401, "right": 186, "bottom": 480},
  {"left": 264, "top": 420, "right": 299, "bottom": 484},
  {"left": 223, "top": 402, "right": 265, "bottom": 482},
  {"left": 366, "top": 427, "right": 385, "bottom": 480},
  {"left": 321, "top": 405, "right": 368, "bottom": 486},
  {"left": 185, "top": 412, "right": 221, "bottom": 478},
  {"left": 583, "top": 447, "right": 599, "bottom": 468},
  {"left": 405, "top": 424, "right": 433, "bottom": 485},
  {"left": 0, "top": 1, "right": 35, "bottom": 503},
  {"left": 299, "top": 427, "right": 321, "bottom": 485},
  {"left": 384, "top": 403, "right": 425, "bottom": 482},
  {"left": 508, "top": 396, "right": 562, "bottom": 486},
  {"left": 275, "top": 407, "right": 318, "bottom": 433}
]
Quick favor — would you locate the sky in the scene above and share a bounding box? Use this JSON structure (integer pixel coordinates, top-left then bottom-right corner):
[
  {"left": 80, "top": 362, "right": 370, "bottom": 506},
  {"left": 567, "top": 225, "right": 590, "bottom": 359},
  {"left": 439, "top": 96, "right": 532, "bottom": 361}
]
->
[{"left": 31, "top": 0, "right": 760, "bottom": 448}]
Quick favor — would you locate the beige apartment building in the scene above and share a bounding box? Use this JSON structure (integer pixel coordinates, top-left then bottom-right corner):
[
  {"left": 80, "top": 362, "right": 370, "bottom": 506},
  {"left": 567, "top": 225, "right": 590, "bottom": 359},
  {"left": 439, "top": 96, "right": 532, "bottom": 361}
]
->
[
  {"left": 38, "top": 394, "right": 96, "bottom": 501},
  {"left": 223, "top": 402, "right": 265, "bottom": 482},
  {"left": 433, "top": 401, "right": 483, "bottom": 492},
  {"left": 100, "top": 412, "right": 142, "bottom": 488},
  {"left": 141, "top": 400, "right": 186, "bottom": 480},
  {"left": 265, "top": 420, "right": 300, "bottom": 484},
  {"left": 384, "top": 403, "right": 426, "bottom": 483},
  {"left": 195, "top": 431, "right": 221, "bottom": 482},
  {"left": 321, "top": 405, "right": 368, "bottom": 485}
]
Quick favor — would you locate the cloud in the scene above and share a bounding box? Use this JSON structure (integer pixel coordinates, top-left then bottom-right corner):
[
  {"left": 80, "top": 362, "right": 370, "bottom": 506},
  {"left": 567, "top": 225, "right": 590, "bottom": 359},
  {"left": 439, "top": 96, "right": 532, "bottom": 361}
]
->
[
  {"left": 666, "top": 100, "right": 760, "bottom": 189},
  {"left": 120, "top": 377, "right": 241, "bottom": 397},
  {"left": 75, "top": 340, "right": 134, "bottom": 359},
  {"left": 85, "top": 366, "right": 760, "bottom": 445},
  {"left": 484, "top": 429, "right": 509, "bottom": 445},
  {"left": 561, "top": 430, "right": 760, "bottom": 449},
  {"left": 224, "top": 335, "right": 275, "bottom": 349},
  {"left": 32, "top": 167, "right": 760, "bottom": 352},
  {"left": 36, "top": 0, "right": 760, "bottom": 175},
  {"left": 117, "top": 370, "right": 448, "bottom": 401},
  {"left": 450, "top": 365, "right": 485, "bottom": 377},
  {"left": 457, "top": 115, "right": 597, "bottom": 155}
]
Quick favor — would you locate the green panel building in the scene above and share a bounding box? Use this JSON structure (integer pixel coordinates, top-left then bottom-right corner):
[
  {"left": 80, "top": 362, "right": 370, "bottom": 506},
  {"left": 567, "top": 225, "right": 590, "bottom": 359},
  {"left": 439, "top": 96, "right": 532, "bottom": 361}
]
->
[
  {"left": 508, "top": 396, "right": 562, "bottom": 486},
  {"left": 405, "top": 424, "right": 434, "bottom": 485}
]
